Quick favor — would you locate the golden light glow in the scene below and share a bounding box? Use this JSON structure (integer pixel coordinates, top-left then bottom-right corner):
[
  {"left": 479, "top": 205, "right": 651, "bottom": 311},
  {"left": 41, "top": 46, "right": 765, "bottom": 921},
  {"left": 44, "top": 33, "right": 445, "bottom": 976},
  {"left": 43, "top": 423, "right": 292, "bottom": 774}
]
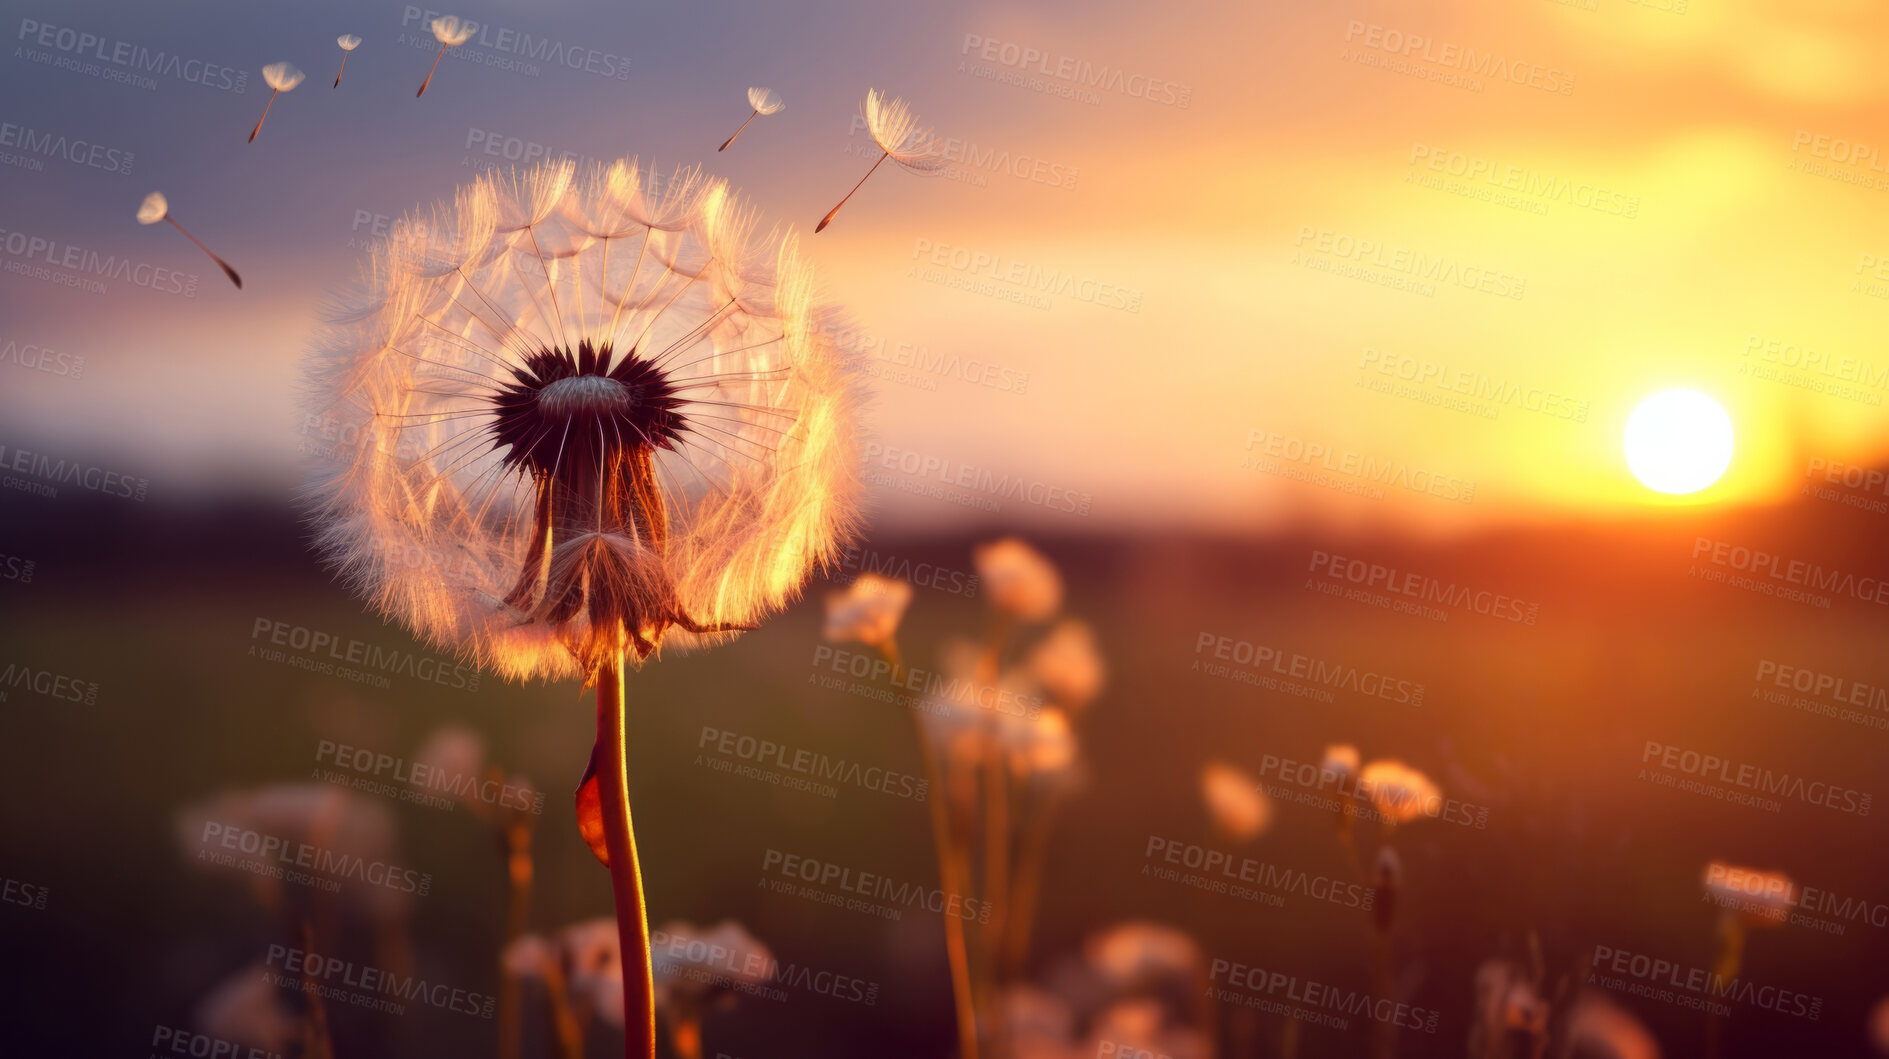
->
[{"left": 1624, "top": 389, "right": 1735, "bottom": 496}]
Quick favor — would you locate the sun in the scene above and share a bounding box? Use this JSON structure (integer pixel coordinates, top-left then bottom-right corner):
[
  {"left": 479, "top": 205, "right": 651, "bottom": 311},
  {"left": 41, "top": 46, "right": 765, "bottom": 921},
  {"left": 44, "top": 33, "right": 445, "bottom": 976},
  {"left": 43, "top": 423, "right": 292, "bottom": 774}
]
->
[{"left": 1623, "top": 389, "right": 1734, "bottom": 495}]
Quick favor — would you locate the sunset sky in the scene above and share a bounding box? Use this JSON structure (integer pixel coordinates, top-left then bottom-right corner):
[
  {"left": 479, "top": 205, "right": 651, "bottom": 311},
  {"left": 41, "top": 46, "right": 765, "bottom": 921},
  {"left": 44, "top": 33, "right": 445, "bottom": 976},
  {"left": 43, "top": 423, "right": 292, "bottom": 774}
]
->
[{"left": 6, "top": 0, "right": 1889, "bottom": 533}]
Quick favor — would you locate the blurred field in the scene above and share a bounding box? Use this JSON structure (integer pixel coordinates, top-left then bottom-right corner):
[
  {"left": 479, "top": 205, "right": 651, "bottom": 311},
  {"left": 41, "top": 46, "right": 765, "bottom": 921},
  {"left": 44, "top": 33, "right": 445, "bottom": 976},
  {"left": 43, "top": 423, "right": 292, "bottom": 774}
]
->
[{"left": 3, "top": 491, "right": 1887, "bottom": 1057}]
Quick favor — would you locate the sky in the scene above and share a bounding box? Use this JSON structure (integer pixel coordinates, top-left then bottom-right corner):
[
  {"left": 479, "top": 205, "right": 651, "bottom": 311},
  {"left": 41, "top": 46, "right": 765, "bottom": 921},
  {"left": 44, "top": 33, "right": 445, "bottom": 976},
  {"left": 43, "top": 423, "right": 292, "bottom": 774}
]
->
[{"left": 5, "top": 0, "right": 1889, "bottom": 535}]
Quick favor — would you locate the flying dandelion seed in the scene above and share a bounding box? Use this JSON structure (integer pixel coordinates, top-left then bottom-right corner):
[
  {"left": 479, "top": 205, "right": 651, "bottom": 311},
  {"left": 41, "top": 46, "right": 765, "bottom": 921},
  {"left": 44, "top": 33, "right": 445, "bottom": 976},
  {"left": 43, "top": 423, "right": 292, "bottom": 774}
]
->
[
  {"left": 816, "top": 88, "right": 947, "bottom": 233},
  {"left": 418, "top": 16, "right": 476, "bottom": 98},
  {"left": 333, "top": 35, "right": 362, "bottom": 88},
  {"left": 248, "top": 62, "right": 304, "bottom": 143},
  {"left": 719, "top": 86, "right": 785, "bottom": 153},
  {"left": 136, "top": 191, "right": 241, "bottom": 289},
  {"left": 302, "top": 156, "right": 863, "bottom": 1059}
]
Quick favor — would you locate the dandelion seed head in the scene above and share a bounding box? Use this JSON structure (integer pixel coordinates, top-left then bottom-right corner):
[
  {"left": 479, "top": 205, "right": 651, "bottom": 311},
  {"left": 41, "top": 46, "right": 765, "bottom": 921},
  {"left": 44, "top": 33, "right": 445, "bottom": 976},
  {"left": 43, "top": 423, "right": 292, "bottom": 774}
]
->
[
  {"left": 303, "top": 157, "right": 866, "bottom": 679},
  {"left": 338, "top": 34, "right": 363, "bottom": 51},
  {"left": 653, "top": 919, "right": 772, "bottom": 1008},
  {"left": 823, "top": 573, "right": 910, "bottom": 646},
  {"left": 974, "top": 537, "right": 1062, "bottom": 622},
  {"left": 998, "top": 705, "right": 1076, "bottom": 779},
  {"left": 1321, "top": 742, "right": 1360, "bottom": 784},
  {"left": 432, "top": 15, "right": 476, "bottom": 46},
  {"left": 747, "top": 86, "right": 785, "bottom": 115},
  {"left": 558, "top": 917, "right": 625, "bottom": 1026},
  {"left": 1359, "top": 760, "right": 1441, "bottom": 824},
  {"left": 1028, "top": 618, "right": 1104, "bottom": 710},
  {"left": 1564, "top": 991, "right": 1661, "bottom": 1059},
  {"left": 1200, "top": 759, "right": 1271, "bottom": 841},
  {"left": 261, "top": 62, "right": 305, "bottom": 92},
  {"left": 863, "top": 88, "right": 949, "bottom": 172},
  {"left": 1702, "top": 861, "right": 1795, "bottom": 926},
  {"left": 136, "top": 191, "right": 168, "bottom": 225},
  {"left": 1084, "top": 921, "right": 1203, "bottom": 992},
  {"left": 195, "top": 962, "right": 300, "bottom": 1057}
]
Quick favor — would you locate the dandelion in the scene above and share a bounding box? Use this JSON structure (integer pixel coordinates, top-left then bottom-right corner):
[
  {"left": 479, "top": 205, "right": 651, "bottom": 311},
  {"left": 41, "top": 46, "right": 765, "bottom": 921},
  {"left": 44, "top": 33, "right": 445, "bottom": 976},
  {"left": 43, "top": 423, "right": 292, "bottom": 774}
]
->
[
  {"left": 1199, "top": 759, "right": 1272, "bottom": 842},
  {"left": 1085, "top": 921, "right": 1203, "bottom": 994},
  {"left": 1358, "top": 759, "right": 1441, "bottom": 826},
  {"left": 302, "top": 157, "right": 864, "bottom": 1059},
  {"left": 1322, "top": 742, "right": 1360, "bottom": 785},
  {"left": 974, "top": 537, "right": 1063, "bottom": 623},
  {"left": 816, "top": 88, "right": 948, "bottom": 232},
  {"left": 1701, "top": 861, "right": 1794, "bottom": 928},
  {"left": 249, "top": 62, "right": 305, "bottom": 143},
  {"left": 1371, "top": 845, "right": 1401, "bottom": 933},
  {"left": 1470, "top": 959, "right": 1549, "bottom": 1059},
  {"left": 195, "top": 961, "right": 302, "bottom": 1058},
  {"left": 651, "top": 919, "right": 772, "bottom": 1059},
  {"left": 1027, "top": 619, "right": 1104, "bottom": 711},
  {"left": 823, "top": 572, "right": 911, "bottom": 648},
  {"left": 718, "top": 86, "right": 785, "bottom": 152},
  {"left": 418, "top": 15, "right": 477, "bottom": 98},
  {"left": 333, "top": 35, "right": 362, "bottom": 88},
  {"left": 1563, "top": 991, "right": 1660, "bottom": 1059},
  {"left": 136, "top": 192, "right": 241, "bottom": 289}
]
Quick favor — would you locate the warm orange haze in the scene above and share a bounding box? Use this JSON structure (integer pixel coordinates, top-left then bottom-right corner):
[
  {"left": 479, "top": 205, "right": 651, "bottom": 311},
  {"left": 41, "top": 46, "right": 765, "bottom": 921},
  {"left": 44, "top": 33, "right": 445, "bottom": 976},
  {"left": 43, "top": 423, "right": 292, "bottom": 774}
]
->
[{"left": 3, "top": 1, "right": 1889, "bottom": 1057}]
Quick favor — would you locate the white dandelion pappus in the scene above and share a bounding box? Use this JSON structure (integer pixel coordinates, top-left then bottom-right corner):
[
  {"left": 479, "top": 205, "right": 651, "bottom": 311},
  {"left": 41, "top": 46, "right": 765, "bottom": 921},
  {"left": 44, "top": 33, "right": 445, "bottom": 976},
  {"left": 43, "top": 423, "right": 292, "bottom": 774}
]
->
[
  {"left": 248, "top": 62, "right": 304, "bottom": 143},
  {"left": 305, "top": 158, "right": 864, "bottom": 679},
  {"left": 334, "top": 34, "right": 363, "bottom": 89},
  {"left": 816, "top": 88, "right": 948, "bottom": 233},
  {"left": 135, "top": 191, "right": 242, "bottom": 289},
  {"left": 419, "top": 15, "right": 477, "bottom": 97},
  {"left": 718, "top": 86, "right": 785, "bottom": 153}
]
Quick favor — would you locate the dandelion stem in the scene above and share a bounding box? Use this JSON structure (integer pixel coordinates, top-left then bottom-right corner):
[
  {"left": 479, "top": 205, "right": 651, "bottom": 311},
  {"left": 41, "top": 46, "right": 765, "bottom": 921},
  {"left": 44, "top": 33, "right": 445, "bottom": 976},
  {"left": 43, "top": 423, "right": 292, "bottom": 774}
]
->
[
  {"left": 880, "top": 640, "right": 980, "bottom": 1059},
  {"left": 816, "top": 151, "right": 887, "bottom": 233},
  {"left": 718, "top": 109, "right": 759, "bottom": 152},
  {"left": 498, "top": 815, "right": 534, "bottom": 1059},
  {"left": 248, "top": 89, "right": 278, "bottom": 144},
  {"left": 334, "top": 52, "right": 348, "bottom": 89},
  {"left": 419, "top": 43, "right": 447, "bottom": 97},
  {"left": 164, "top": 216, "right": 242, "bottom": 289},
  {"left": 595, "top": 654, "right": 658, "bottom": 1059}
]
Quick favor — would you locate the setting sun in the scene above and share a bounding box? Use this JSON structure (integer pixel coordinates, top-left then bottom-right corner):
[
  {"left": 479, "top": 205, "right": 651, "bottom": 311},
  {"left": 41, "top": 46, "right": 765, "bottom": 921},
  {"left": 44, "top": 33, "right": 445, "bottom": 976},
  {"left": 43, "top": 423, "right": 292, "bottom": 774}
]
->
[{"left": 1624, "top": 388, "right": 1736, "bottom": 495}]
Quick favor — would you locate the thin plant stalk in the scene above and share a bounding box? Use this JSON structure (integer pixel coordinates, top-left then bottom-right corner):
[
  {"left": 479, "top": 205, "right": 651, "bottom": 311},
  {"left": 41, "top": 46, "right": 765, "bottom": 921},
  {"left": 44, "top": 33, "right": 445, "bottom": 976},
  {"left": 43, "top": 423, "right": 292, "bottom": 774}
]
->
[
  {"left": 978, "top": 750, "right": 1009, "bottom": 1030},
  {"left": 418, "top": 43, "right": 448, "bottom": 97},
  {"left": 298, "top": 919, "right": 336, "bottom": 1059},
  {"left": 498, "top": 812, "right": 535, "bottom": 1059},
  {"left": 249, "top": 90, "right": 279, "bottom": 143},
  {"left": 164, "top": 216, "right": 242, "bottom": 289},
  {"left": 999, "top": 794, "right": 1059, "bottom": 979},
  {"left": 718, "top": 109, "right": 759, "bottom": 152},
  {"left": 667, "top": 1005, "right": 704, "bottom": 1059},
  {"left": 596, "top": 655, "right": 658, "bottom": 1059},
  {"left": 880, "top": 639, "right": 980, "bottom": 1059},
  {"left": 816, "top": 151, "right": 888, "bottom": 233},
  {"left": 539, "top": 955, "right": 586, "bottom": 1059}
]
